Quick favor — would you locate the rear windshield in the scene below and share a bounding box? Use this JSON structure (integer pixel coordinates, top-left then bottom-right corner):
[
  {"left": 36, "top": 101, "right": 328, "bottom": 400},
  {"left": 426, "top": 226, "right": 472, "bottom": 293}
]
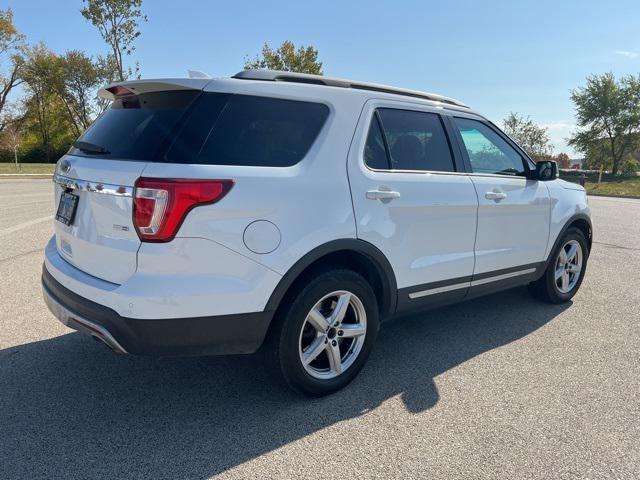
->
[
  {"left": 72, "top": 91, "right": 330, "bottom": 167},
  {"left": 71, "top": 90, "right": 199, "bottom": 160}
]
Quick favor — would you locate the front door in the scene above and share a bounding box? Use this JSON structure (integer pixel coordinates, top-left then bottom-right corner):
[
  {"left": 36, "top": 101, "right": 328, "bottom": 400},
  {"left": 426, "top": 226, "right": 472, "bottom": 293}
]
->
[{"left": 451, "top": 116, "right": 550, "bottom": 288}]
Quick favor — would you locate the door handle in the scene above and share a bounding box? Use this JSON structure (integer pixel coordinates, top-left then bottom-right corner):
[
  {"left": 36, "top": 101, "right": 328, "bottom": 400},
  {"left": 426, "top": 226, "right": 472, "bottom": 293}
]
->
[
  {"left": 485, "top": 191, "right": 507, "bottom": 201},
  {"left": 366, "top": 188, "right": 401, "bottom": 201}
]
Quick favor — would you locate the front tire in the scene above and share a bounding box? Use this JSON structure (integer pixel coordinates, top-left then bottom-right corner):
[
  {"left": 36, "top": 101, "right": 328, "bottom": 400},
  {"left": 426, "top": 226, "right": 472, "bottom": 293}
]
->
[
  {"left": 265, "top": 269, "right": 379, "bottom": 396},
  {"left": 529, "top": 227, "right": 589, "bottom": 303}
]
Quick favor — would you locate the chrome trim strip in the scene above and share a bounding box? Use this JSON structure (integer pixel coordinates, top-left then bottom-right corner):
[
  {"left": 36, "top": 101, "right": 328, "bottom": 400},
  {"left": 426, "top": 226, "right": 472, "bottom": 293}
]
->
[
  {"left": 470, "top": 268, "right": 536, "bottom": 286},
  {"left": 42, "top": 283, "right": 128, "bottom": 354},
  {"left": 407, "top": 267, "right": 537, "bottom": 299},
  {"left": 53, "top": 173, "right": 133, "bottom": 197},
  {"left": 408, "top": 281, "right": 470, "bottom": 299}
]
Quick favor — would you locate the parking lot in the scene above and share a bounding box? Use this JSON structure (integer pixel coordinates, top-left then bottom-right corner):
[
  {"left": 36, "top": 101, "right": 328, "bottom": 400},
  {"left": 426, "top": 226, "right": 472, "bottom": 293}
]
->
[{"left": 1, "top": 178, "right": 638, "bottom": 480}]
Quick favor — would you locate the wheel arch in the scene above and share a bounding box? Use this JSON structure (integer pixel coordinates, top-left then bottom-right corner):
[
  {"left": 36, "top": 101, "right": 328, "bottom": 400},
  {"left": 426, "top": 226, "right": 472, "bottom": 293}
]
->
[
  {"left": 545, "top": 213, "right": 593, "bottom": 270},
  {"left": 265, "top": 239, "right": 398, "bottom": 320}
]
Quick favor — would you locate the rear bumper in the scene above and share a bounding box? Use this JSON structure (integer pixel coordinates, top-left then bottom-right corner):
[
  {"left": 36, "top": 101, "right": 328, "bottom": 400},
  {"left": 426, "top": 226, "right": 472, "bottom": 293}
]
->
[{"left": 42, "top": 265, "right": 274, "bottom": 356}]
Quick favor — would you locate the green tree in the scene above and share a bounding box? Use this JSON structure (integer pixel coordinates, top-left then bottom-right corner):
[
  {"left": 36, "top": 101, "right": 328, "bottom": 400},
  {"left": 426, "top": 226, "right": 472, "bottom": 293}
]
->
[
  {"left": 568, "top": 72, "right": 640, "bottom": 175},
  {"left": 244, "top": 40, "right": 323, "bottom": 75},
  {"left": 22, "top": 44, "right": 65, "bottom": 162},
  {"left": 57, "top": 50, "right": 102, "bottom": 136},
  {"left": 502, "top": 112, "right": 553, "bottom": 161},
  {"left": 80, "top": 0, "right": 147, "bottom": 81},
  {"left": 0, "top": 8, "right": 25, "bottom": 132}
]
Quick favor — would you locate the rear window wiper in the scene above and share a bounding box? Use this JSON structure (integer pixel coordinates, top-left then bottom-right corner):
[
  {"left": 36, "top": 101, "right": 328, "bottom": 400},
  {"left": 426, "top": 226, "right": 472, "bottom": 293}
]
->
[{"left": 73, "top": 141, "right": 111, "bottom": 155}]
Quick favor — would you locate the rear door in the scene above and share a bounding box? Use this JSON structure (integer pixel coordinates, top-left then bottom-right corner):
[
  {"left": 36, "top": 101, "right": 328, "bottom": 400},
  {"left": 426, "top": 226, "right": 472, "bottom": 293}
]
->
[
  {"left": 451, "top": 116, "right": 550, "bottom": 281},
  {"left": 53, "top": 85, "right": 205, "bottom": 284},
  {"left": 348, "top": 101, "right": 478, "bottom": 311}
]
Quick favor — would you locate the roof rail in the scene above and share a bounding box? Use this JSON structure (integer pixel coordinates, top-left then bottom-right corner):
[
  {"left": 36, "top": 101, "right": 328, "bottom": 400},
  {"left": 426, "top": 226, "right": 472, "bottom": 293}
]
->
[{"left": 232, "top": 69, "right": 469, "bottom": 108}]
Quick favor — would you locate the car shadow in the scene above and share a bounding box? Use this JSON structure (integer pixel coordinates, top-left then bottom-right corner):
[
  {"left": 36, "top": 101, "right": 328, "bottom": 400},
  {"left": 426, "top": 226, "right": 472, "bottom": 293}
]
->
[{"left": 0, "top": 287, "right": 569, "bottom": 479}]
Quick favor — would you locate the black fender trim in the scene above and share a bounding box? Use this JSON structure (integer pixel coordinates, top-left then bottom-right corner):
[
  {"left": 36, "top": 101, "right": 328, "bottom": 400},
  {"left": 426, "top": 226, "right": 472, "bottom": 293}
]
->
[
  {"left": 264, "top": 239, "right": 398, "bottom": 319},
  {"left": 542, "top": 213, "right": 593, "bottom": 274}
]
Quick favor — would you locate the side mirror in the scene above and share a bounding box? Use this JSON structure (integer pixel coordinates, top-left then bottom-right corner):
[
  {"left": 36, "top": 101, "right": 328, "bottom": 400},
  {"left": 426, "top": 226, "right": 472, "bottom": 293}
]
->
[{"left": 531, "top": 160, "right": 558, "bottom": 181}]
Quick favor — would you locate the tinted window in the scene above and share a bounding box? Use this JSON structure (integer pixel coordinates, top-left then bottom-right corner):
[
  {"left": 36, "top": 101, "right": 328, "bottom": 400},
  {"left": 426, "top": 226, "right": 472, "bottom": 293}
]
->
[
  {"left": 167, "top": 94, "right": 330, "bottom": 167},
  {"left": 164, "top": 92, "right": 230, "bottom": 162},
  {"left": 373, "top": 109, "right": 455, "bottom": 172},
  {"left": 71, "top": 90, "right": 200, "bottom": 160},
  {"left": 364, "top": 115, "right": 389, "bottom": 169},
  {"left": 454, "top": 118, "right": 525, "bottom": 176}
]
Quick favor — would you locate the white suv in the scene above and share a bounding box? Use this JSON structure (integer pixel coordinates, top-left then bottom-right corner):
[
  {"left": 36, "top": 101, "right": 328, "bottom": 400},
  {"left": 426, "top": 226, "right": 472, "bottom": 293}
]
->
[{"left": 42, "top": 70, "right": 592, "bottom": 396}]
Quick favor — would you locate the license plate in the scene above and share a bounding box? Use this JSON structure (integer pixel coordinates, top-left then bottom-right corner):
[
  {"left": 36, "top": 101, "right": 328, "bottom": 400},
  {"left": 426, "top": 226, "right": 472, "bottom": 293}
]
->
[{"left": 55, "top": 191, "right": 79, "bottom": 226}]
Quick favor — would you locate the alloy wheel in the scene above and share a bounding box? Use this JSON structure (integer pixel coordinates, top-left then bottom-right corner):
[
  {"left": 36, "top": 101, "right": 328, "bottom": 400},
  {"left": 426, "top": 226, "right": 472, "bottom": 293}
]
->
[
  {"left": 298, "top": 290, "right": 367, "bottom": 380},
  {"left": 555, "top": 239, "right": 583, "bottom": 294}
]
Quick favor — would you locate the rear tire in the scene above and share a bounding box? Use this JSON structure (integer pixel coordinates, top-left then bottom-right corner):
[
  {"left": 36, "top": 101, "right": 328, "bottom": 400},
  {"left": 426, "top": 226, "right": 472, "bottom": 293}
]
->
[
  {"left": 265, "top": 269, "right": 379, "bottom": 396},
  {"left": 528, "top": 227, "right": 589, "bottom": 303}
]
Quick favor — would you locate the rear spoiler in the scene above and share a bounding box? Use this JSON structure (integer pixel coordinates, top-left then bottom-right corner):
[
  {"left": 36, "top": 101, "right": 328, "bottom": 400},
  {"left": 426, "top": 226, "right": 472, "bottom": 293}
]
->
[{"left": 97, "top": 78, "right": 212, "bottom": 101}]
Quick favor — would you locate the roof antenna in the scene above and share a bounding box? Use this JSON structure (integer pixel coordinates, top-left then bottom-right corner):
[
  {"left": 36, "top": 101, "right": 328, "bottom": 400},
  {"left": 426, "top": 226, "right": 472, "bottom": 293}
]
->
[{"left": 187, "top": 70, "right": 211, "bottom": 79}]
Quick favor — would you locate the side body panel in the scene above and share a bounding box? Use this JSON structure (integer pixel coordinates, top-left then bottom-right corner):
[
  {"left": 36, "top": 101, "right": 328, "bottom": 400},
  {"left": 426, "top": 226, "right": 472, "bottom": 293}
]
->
[{"left": 142, "top": 79, "right": 366, "bottom": 277}]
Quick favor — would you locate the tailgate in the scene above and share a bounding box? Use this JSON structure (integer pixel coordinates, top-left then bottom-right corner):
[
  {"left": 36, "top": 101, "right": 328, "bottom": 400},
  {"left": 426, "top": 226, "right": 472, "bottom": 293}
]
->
[
  {"left": 54, "top": 156, "right": 147, "bottom": 284},
  {"left": 52, "top": 81, "right": 209, "bottom": 284}
]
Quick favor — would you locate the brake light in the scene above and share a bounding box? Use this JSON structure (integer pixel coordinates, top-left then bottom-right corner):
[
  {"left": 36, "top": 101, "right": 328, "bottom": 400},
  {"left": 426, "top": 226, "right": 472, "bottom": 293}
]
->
[
  {"left": 133, "top": 178, "right": 233, "bottom": 242},
  {"left": 106, "top": 85, "right": 135, "bottom": 97}
]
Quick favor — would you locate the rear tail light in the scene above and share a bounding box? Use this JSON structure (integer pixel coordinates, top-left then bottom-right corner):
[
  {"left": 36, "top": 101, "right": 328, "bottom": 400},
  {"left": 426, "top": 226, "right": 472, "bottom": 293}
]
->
[{"left": 133, "top": 178, "right": 233, "bottom": 242}]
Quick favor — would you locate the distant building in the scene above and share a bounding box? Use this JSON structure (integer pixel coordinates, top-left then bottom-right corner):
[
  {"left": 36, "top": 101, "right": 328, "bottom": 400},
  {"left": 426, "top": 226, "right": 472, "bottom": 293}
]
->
[{"left": 569, "top": 158, "right": 584, "bottom": 169}]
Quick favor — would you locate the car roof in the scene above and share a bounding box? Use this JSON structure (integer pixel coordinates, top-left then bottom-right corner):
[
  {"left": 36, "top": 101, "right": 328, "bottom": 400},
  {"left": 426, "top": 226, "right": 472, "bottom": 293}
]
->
[
  {"left": 98, "top": 70, "right": 481, "bottom": 116},
  {"left": 232, "top": 69, "right": 469, "bottom": 109}
]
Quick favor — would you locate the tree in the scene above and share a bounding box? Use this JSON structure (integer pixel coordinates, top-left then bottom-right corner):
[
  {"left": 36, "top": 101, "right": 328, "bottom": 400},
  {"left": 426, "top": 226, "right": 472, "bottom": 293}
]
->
[
  {"left": 502, "top": 112, "right": 553, "bottom": 161},
  {"left": 0, "top": 8, "right": 25, "bottom": 132},
  {"left": 94, "top": 53, "right": 120, "bottom": 113},
  {"left": 57, "top": 51, "right": 102, "bottom": 136},
  {"left": 555, "top": 152, "right": 570, "bottom": 169},
  {"left": 0, "top": 106, "right": 25, "bottom": 168},
  {"left": 568, "top": 72, "right": 640, "bottom": 175},
  {"left": 80, "top": 0, "right": 147, "bottom": 81},
  {"left": 244, "top": 40, "right": 323, "bottom": 75},
  {"left": 22, "top": 44, "right": 64, "bottom": 162}
]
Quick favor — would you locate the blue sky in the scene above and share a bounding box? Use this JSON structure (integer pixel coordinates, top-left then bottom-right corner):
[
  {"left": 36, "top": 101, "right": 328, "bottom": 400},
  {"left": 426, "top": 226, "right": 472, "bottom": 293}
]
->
[{"left": 6, "top": 0, "right": 640, "bottom": 155}]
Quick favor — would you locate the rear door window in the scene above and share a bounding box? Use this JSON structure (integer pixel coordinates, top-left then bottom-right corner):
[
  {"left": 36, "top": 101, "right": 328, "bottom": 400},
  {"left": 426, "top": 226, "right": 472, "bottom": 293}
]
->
[
  {"left": 166, "top": 94, "right": 330, "bottom": 166},
  {"left": 364, "top": 108, "right": 455, "bottom": 172}
]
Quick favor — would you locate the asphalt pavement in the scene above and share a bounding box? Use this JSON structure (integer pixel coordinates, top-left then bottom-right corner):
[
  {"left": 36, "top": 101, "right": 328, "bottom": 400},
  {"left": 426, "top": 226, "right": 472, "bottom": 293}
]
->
[{"left": 1, "top": 179, "right": 638, "bottom": 479}]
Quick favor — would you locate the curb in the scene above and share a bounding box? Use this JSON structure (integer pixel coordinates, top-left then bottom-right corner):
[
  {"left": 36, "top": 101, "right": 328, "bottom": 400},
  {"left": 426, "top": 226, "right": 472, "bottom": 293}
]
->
[
  {"left": 587, "top": 192, "right": 640, "bottom": 200},
  {"left": 0, "top": 174, "right": 53, "bottom": 179}
]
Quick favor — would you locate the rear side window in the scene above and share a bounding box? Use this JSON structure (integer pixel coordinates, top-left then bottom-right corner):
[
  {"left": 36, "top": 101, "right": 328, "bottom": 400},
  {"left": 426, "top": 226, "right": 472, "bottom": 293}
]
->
[
  {"left": 71, "top": 90, "right": 200, "bottom": 160},
  {"left": 364, "top": 115, "right": 389, "bottom": 169},
  {"left": 72, "top": 91, "right": 329, "bottom": 166},
  {"left": 364, "top": 108, "right": 455, "bottom": 172},
  {"left": 166, "top": 94, "right": 330, "bottom": 166}
]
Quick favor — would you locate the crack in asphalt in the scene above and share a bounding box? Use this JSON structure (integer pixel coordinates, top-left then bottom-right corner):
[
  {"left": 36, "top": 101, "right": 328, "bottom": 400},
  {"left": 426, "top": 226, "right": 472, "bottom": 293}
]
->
[
  {"left": 593, "top": 241, "right": 640, "bottom": 252},
  {"left": 0, "top": 248, "right": 43, "bottom": 265}
]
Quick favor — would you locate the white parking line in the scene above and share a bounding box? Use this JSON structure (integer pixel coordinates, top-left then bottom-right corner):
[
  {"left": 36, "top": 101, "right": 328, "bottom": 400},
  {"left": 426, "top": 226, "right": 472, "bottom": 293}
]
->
[{"left": 0, "top": 215, "right": 53, "bottom": 238}]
